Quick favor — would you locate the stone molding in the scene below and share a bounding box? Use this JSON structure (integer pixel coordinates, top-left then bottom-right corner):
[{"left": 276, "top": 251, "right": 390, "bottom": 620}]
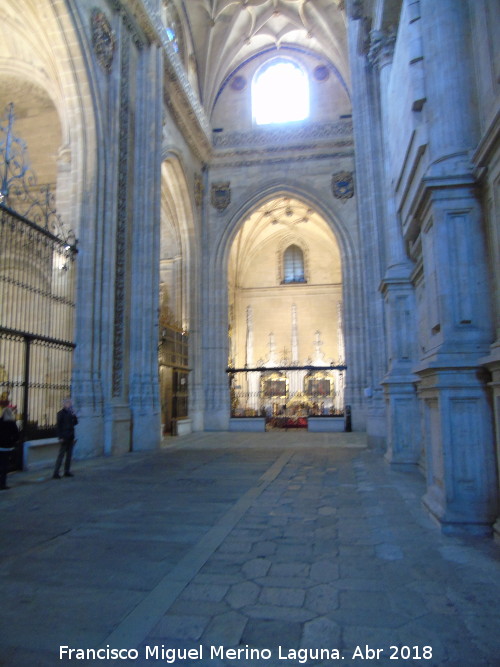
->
[
  {"left": 211, "top": 123, "right": 354, "bottom": 166},
  {"left": 213, "top": 121, "right": 353, "bottom": 149},
  {"left": 109, "top": 0, "right": 147, "bottom": 49},
  {"left": 472, "top": 108, "right": 500, "bottom": 168},
  {"left": 112, "top": 33, "right": 130, "bottom": 398},
  {"left": 110, "top": 0, "right": 211, "bottom": 161},
  {"left": 211, "top": 148, "right": 354, "bottom": 170},
  {"left": 143, "top": 0, "right": 211, "bottom": 161}
]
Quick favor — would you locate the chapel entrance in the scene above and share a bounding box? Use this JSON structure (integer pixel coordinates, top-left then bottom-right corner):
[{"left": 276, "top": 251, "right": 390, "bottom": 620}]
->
[
  {"left": 0, "top": 101, "right": 77, "bottom": 461},
  {"left": 158, "top": 157, "right": 195, "bottom": 436},
  {"left": 227, "top": 196, "right": 345, "bottom": 430}
]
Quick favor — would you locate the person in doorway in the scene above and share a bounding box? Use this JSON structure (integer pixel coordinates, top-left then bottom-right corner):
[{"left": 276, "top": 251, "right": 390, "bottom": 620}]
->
[
  {"left": 0, "top": 407, "right": 20, "bottom": 490},
  {"left": 53, "top": 398, "right": 78, "bottom": 479}
]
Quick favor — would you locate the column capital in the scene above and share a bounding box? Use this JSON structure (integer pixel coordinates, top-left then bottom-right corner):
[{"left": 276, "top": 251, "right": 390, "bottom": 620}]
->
[{"left": 368, "top": 29, "right": 396, "bottom": 69}]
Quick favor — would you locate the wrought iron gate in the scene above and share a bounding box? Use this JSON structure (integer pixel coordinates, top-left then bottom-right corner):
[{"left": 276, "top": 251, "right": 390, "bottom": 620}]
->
[
  {"left": 0, "top": 103, "right": 77, "bottom": 464},
  {"left": 159, "top": 325, "right": 189, "bottom": 435},
  {"left": 227, "top": 364, "right": 347, "bottom": 430}
]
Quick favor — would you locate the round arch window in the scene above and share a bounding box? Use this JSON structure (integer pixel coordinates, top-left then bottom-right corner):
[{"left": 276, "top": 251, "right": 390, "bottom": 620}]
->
[{"left": 252, "top": 59, "right": 309, "bottom": 126}]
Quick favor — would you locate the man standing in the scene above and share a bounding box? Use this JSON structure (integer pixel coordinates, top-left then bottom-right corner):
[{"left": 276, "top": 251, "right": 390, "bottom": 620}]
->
[{"left": 53, "top": 398, "right": 78, "bottom": 479}]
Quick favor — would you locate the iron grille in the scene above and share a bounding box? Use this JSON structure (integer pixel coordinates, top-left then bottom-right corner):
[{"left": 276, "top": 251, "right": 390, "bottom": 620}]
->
[{"left": 0, "top": 206, "right": 77, "bottom": 450}]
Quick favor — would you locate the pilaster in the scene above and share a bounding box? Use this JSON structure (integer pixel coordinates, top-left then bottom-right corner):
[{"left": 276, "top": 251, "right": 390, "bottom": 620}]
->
[
  {"left": 484, "top": 352, "right": 500, "bottom": 537},
  {"left": 347, "top": 10, "right": 388, "bottom": 446},
  {"left": 368, "top": 23, "right": 420, "bottom": 464},
  {"left": 394, "top": 0, "right": 499, "bottom": 532},
  {"left": 419, "top": 367, "right": 497, "bottom": 535},
  {"left": 128, "top": 43, "right": 163, "bottom": 451}
]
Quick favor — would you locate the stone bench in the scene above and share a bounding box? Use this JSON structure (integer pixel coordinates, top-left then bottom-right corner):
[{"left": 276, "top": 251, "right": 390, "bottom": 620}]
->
[{"left": 23, "top": 438, "right": 60, "bottom": 471}]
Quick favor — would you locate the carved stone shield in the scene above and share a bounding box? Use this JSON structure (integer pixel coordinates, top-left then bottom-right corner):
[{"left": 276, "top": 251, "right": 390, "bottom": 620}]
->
[
  {"left": 332, "top": 171, "right": 354, "bottom": 200},
  {"left": 91, "top": 8, "right": 116, "bottom": 73},
  {"left": 211, "top": 182, "right": 231, "bottom": 211}
]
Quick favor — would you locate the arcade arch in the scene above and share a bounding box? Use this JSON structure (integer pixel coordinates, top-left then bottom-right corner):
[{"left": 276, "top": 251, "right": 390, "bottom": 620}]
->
[
  {"left": 158, "top": 155, "right": 200, "bottom": 435},
  {"left": 228, "top": 195, "right": 345, "bottom": 423},
  {"left": 0, "top": 1, "right": 91, "bottom": 444}
]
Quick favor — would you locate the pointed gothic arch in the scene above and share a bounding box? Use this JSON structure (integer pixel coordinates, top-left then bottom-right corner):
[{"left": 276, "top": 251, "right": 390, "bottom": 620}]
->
[
  {"left": 159, "top": 152, "right": 202, "bottom": 433},
  {"left": 0, "top": 0, "right": 104, "bottom": 457},
  {"left": 202, "top": 182, "right": 365, "bottom": 431}
]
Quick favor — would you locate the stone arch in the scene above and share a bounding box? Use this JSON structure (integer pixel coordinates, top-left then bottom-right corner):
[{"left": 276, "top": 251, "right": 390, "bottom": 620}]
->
[
  {"left": 160, "top": 151, "right": 203, "bottom": 431},
  {"left": 203, "top": 180, "right": 365, "bottom": 430},
  {"left": 0, "top": 1, "right": 104, "bottom": 449},
  {"left": 0, "top": 1, "right": 99, "bottom": 234}
]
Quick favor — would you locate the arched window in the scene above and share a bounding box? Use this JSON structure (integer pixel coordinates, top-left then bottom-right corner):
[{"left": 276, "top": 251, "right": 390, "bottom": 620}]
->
[
  {"left": 283, "top": 244, "right": 305, "bottom": 283},
  {"left": 252, "top": 59, "right": 309, "bottom": 126}
]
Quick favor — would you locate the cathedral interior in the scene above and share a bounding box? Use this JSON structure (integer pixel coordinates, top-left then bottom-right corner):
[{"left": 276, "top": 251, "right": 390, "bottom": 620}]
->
[{"left": 0, "top": 0, "right": 499, "bottom": 662}]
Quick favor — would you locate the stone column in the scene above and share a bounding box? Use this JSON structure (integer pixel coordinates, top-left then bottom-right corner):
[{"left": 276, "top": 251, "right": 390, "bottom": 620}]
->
[
  {"left": 368, "top": 27, "right": 420, "bottom": 466},
  {"left": 469, "top": 1, "right": 500, "bottom": 536},
  {"left": 415, "top": 0, "right": 497, "bottom": 533},
  {"left": 346, "top": 7, "right": 388, "bottom": 448},
  {"left": 129, "top": 43, "right": 163, "bottom": 450},
  {"left": 202, "top": 182, "right": 231, "bottom": 430},
  {"left": 246, "top": 306, "right": 260, "bottom": 412}
]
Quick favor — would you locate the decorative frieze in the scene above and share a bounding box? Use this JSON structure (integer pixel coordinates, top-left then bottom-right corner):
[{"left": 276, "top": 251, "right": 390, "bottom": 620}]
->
[
  {"left": 211, "top": 150, "right": 354, "bottom": 170},
  {"left": 212, "top": 120, "right": 353, "bottom": 149}
]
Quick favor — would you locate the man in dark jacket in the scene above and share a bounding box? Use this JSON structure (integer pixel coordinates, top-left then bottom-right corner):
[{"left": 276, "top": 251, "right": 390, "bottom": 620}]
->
[
  {"left": 53, "top": 398, "right": 78, "bottom": 479},
  {"left": 0, "top": 407, "right": 19, "bottom": 490}
]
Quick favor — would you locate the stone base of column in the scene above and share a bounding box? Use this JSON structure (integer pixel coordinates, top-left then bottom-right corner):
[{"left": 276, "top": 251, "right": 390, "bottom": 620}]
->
[
  {"left": 480, "top": 345, "right": 500, "bottom": 531},
  {"left": 189, "top": 385, "right": 205, "bottom": 432},
  {"left": 366, "top": 403, "right": 386, "bottom": 450},
  {"left": 132, "top": 412, "right": 161, "bottom": 450},
  {"left": 418, "top": 365, "right": 498, "bottom": 536},
  {"left": 382, "top": 377, "right": 420, "bottom": 465},
  {"left": 203, "top": 385, "right": 230, "bottom": 431},
  {"left": 74, "top": 416, "right": 105, "bottom": 460},
  {"left": 104, "top": 403, "right": 131, "bottom": 456}
]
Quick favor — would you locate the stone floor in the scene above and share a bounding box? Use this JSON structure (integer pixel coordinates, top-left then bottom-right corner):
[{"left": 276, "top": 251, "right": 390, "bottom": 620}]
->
[{"left": 1, "top": 431, "right": 499, "bottom": 666}]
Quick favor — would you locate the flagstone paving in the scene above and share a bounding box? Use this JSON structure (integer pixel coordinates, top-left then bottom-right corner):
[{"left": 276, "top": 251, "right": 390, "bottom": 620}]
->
[{"left": 0, "top": 431, "right": 499, "bottom": 666}]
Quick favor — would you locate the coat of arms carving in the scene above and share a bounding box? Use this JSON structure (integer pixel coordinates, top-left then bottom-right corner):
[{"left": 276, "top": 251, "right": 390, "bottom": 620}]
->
[
  {"left": 91, "top": 8, "right": 116, "bottom": 72},
  {"left": 211, "top": 182, "right": 231, "bottom": 211},
  {"left": 332, "top": 171, "right": 354, "bottom": 200}
]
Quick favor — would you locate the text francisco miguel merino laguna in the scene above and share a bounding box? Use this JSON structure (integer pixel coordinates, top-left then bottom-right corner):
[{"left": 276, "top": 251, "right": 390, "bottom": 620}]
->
[{"left": 59, "top": 644, "right": 395, "bottom": 662}]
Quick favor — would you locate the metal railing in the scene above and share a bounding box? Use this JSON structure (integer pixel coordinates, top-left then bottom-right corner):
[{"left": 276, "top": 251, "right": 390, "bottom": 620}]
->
[
  {"left": 0, "top": 103, "right": 77, "bottom": 459},
  {"left": 227, "top": 365, "right": 347, "bottom": 428},
  {"left": 0, "top": 206, "right": 77, "bottom": 447}
]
